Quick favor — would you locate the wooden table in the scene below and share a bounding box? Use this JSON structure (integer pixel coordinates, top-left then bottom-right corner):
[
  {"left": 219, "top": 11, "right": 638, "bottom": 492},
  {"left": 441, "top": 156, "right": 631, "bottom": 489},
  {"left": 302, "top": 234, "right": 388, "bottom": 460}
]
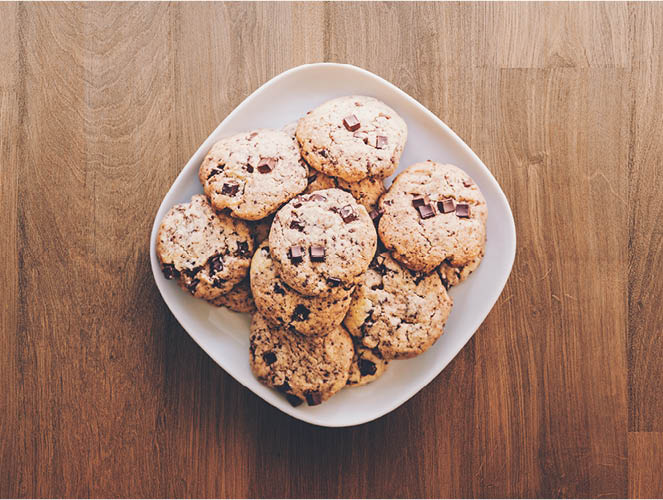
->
[{"left": 2, "top": 3, "right": 662, "bottom": 498}]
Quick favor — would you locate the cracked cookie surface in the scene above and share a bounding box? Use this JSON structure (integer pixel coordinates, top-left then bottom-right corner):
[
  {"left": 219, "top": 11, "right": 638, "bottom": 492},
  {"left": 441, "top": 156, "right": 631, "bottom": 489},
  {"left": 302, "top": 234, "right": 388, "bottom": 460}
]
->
[
  {"left": 251, "top": 241, "right": 353, "bottom": 336},
  {"left": 269, "top": 188, "right": 377, "bottom": 296},
  {"left": 296, "top": 96, "right": 407, "bottom": 182},
  {"left": 199, "top": 129, "right": 308, "bottom": 220},
  {"left": 304, "top": 169, "right": 385, "bottom": 210},
  {"left": 249, "top": 312, "right": 353, "bottom": 406},
  {"left": 378, "top": 161, "right": 487, "bottom": 273},
  {"left": 210, "top": 276, "right": 255, "bottom": 313},
  {"left": 156, "top": 194, "right": 253, "bottom": 301},
  {"left": 343, "top": 252, "right": 453, "bottom": 359},
  {"left": 347, "top": 338, "right": 388, "bottom": 386}
]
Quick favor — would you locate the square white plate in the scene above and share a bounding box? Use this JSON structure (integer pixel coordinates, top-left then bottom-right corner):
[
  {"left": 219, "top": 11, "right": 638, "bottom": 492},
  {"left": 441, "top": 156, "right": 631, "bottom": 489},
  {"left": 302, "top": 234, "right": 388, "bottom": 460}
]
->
[{"left": 150, "top": 63, "right": 516, "bottom": 427}]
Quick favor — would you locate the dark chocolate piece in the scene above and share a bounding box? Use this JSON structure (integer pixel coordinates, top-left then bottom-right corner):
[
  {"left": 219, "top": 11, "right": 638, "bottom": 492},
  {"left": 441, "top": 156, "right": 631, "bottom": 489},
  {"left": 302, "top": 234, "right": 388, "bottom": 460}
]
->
[
  {"left": 417, "top": 204, "right": 435, "bottom": 219},
  {"left": 286, "top": 394, "right": 303, "bottom": 407},
  {"left": 262, "top": 351, "right": 277, "bottom": 365},
  {"left": 257, "top": 157, "right": 276, "bottom": 174},
  {"left": 375, "top": 135, "right": 388, "bottom": 149},
  {"left": 273, "top": 283, "right": 286, "bottom": 295},
  {"left": 309, "top": 245, "right": 325, "bottom": 262},
  {"left": 304, "top": 390, "right": 322, "bottom": 406},
  {"left": 342, "top": 114, "right": 361, "bottom": 132},
  {"left": 340, "top": 205, "right": 358, "bottom": 223},
  {"left": 358, "top": 358, "right": 377, "bottom": 376},
  {"left": 353, "top": 131, "right": 368, "bottom": 144},
  {"left": 438, "top": 199, "right": 455, "bottom": 214},
  {"left": 292, "top": 304, "right": 310, "bottom": 322},
  {"left": 288, "top": 245, "right": 304, "bottom": 264},
  {"left": 412, "top": 195, "right": 430, "bottom": 208},
  {"left": 455, "top": 203, "right": 470, "bottom": 218},
  {"left": 221, "top": 181, "right": 239, "bottom": 196},
  {"left": 162, "top": 264, "right": 178, "bottom": 280},
  {"left": 290, "top": 219, "right": 305, "bottom": 231},
  {"left": 209, "top": 255, "right": 224, "bottom": 273},
  {"left": 327, "top": 277, "right": 341, "bottom": 287}
]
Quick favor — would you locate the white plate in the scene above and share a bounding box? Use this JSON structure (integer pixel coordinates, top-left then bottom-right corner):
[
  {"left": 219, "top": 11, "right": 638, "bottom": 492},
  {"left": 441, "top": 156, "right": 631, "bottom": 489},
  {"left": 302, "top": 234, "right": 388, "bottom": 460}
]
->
[{"left": 150, "top": 63, "right": 516, "bottom": 427}]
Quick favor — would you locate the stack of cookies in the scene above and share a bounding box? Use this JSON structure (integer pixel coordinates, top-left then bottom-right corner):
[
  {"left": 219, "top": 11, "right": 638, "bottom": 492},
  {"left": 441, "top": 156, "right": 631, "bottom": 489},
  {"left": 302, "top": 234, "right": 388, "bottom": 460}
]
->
[{"left": 156, "top": 95, "right": 487, "bottom": 407}]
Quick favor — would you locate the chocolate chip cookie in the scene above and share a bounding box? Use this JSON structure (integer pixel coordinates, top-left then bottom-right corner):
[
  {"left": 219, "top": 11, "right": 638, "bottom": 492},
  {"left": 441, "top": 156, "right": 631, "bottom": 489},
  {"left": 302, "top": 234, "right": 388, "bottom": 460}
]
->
[
  {"left": 347, "top": 338, "right": 388, "bottom": 386},
  {"left": 249, "top": 312, "right": 353, "bottom": 406},
  {"left": 344, "top": 252, "right": 453, "bottom": 359},
  {"left": 437, "top": 250, "right": 484, "bottom": 288},
  {"left": 269, "top": 188, "right": 377, "bottom": 296},
  {"left": 304, "top": 169, "right": 385, "bottom": 211},
  {"left": 251, "top": 241, "right": 353, "bottom": 336},
  {"left": 199, "top": 129, "right": 308, "bottom": 220},
  {"left": 378, "top": 161, "right": 487, "bottom": 273},
  {"left": 210, "top": 276, "right": 255, "bottom": 313},
  {"left": 296, "top": 96, "right": 407, "bottom": 182},
  {"left": 156, "top": 194, "right": 254, "bottom": 301}
]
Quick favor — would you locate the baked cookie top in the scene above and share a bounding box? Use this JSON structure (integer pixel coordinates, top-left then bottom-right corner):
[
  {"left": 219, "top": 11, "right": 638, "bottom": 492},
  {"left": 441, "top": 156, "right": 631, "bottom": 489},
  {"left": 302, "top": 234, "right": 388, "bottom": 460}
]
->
[
  {"left": 343, "top": 252, "right": 453, "bottom": 360},
  {"left": 304, "top": 169, "right": 385, "bottom": 211},
  {"left": 296, "top": 96, "right": 407, "bottom": 182},
  {"left": 269, "top": 188, "right": 377, "bottom": 296},
  {"left": 251, "top": 241, "right": 353, "bottom": 336},
  {"left": 249, "top": 312, "right": 353, "bottom": 406},
  {"left": 347, "top": 338, "right": 388, "bottom": 387},
  {"left": 378, "top": 161, "right": 487, "bottom": 273},
  {"left": 199, "top": 129, "right": 308, "bottom": 220},
  {"left": 156, "top": 194, "right": 254, "bottom": 298},
  {"left": 210, "top": 276, "right": 255, "bottom": 313}
]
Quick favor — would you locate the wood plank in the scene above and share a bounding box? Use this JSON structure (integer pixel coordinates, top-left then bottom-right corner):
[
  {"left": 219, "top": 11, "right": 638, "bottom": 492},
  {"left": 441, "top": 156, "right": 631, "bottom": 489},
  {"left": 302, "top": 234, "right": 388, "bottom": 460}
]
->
[
  {"left": 627, "top": 3, "right": 663, "bottom": 432},
  {"left": 629, "top": 433, "right": 663, "bottom": 498}
]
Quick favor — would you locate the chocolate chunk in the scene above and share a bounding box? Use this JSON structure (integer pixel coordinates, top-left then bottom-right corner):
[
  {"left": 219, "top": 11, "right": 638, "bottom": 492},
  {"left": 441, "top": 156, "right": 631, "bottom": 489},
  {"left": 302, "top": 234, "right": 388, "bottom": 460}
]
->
[
  {"left": 290, "top": 219, "right": 305, "bottom": 231},
  {"left": 358, "top": 358, "right": 377, "bottom": 376},
  {"left": 340, "top": 205, "right": 358, "bottom": 223},
  {"left": 262, "top": 351, "right": 277, "bottom": 365},
  {"left": 209, "top": 255, "right": 224, "bottom": 273},
  {"left": 246, "top": 164, "right": 254, "bottom": 173},
  {"left": 292, "top": 304, "right": 310, "bottom": 322},
  {"left": 236, "top": 241, "right": 250, "bottom": 258},
  {"left": 309, "top": 193, "right": 326, "bottom": 202},
  {"left": 161, "top": 264, "right": 178, "bottom": 280},
  {"left": 375, "top": 135, "right": 388, "bottom": 149},
  {"left": 273, "top": 283, "right": 286, "bottom": 295},
  {"left": 412, "top": 195, "right": 430, "bottom": 208},
  {"left": 369, "top": 208, "right": 384, "bottom": 222},
  {"left": 342, "top": 114, "right": 361, "bottom": 132},
  {"left": 417, "top": 204, "right": 435, "bottom": 219},
  {"left": 187, "top": 279, "right": 200, "bottom": 294},
  {"left": 292, "top": 197, "right": 302, "bottom": 208},
  {"left": 257, "top": 157, "right": 276, "bottom": 174},
  {"left": 310, "top": 245, "right": 325, "bottom": 262},
  {"left": 353, "top": 131, "right": 368, "bottom": 144},
  {"left": 438, "top": 199, "right": 455, "bottom": 214},
  {"left": 327, "top": 277, "right": 341, "bottom": 287},
  {"left": 221, "top": 181, "right": 239, "bottom": 196},
  {"left": 207, "top": 166, "right": 224, "bottom": 180},
  {"left": 304, "top": 390, "right": 322, "bottom": 406},
  {"left": 319, "top": 149, "right": 328, "bottom": 158},
  {"left": 286, "top": 394, "right": 303, "bottom": 407},
  {"left": 455, "top": 203, "right": 470, "bottom": 218},
  {"left": 277, "top": 381, "right": 291, "bottom": 393},
  {"left": 288, "top": 245, "right": 304, "bottom": 264}
]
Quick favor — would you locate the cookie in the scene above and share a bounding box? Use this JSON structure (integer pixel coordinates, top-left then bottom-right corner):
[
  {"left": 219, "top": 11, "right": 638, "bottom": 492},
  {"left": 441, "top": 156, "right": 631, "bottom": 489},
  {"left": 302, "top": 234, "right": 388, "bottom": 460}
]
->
[
  {"left": 296, "top": 96, "right": 407, "bottom": 182},
  {"left": 199, "top": 129, "right": 308, "bottom": 220},
  {"left": 304, "top": 169, "right": 385, "bottom": 211},
  {"left": 156, "top": 194, "right": 254, "bottom": 300},
  {"left": 249, "top": 214, "right": 274, "bottom": 246},
  {"left": 378, "top": 161, "right": 487, "bottom": 273},
  {"left": 343, "top": 252, "right": 453, "bottom": 359},
  {"left": 249, "top": 312, "right": 353, "bottom": 406},
  {"left": 437, "top": 249, "right": 484, "bottom": 288},
  {"left": 251, "top": 241, "right": 353, "bottom": 336},
  {"left": 347, "top": 338, "right": 388, "bottom": 387},
  {"left": 210, "top": 276, "right": 255, "bottom": 313},
  {"left": 269, "top": 188, "right": 377, "bottom": 296}
]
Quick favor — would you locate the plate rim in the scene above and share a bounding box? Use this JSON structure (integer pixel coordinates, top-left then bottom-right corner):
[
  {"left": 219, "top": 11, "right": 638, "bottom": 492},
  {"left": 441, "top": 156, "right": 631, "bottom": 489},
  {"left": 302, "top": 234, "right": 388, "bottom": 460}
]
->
[{"left": 149, "top": 62, "right": 517, "bottom": 427}]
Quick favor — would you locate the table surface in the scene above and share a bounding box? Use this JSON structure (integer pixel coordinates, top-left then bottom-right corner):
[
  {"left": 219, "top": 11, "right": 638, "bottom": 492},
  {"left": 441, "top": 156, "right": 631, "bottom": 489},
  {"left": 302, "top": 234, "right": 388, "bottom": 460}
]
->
[{"left": 2, "top": 3, "right": 662, "bottom": 498}]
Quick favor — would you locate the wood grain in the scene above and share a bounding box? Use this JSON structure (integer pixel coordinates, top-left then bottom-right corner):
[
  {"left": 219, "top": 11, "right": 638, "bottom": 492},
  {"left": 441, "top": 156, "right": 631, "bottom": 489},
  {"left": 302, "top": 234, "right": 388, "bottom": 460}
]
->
[{"left": 0, "top": 2, "right": 661, "bottom": 498}]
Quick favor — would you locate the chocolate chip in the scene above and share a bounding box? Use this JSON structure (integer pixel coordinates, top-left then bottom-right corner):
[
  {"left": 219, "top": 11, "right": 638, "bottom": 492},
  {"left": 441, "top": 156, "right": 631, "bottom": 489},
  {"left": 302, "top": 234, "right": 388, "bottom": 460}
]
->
[
  {"left": 161, "top": 264, "right": 178, "bottom": 280},
  {"left": 309, "top": 193, "right": 326, "bottom": 202},
  {"left": 262, "top": 351, "right": 277, "bottom": 365},
  {"left": 375, "top": 135, "right": 388, "bottom": 149},
  {"left": 358, "top": 358, "right": 377, "bottom": 376},
  {"left": 221, "top": 181, "right": 239, "bottom": 196},
  {"left": 286, "top": 394, "right": 303, "bottom": 407},
  {"left": 273, "top": 283, "right": 286, "bottom": 295},
  {"left": 417, "top": 204, "right": 435, "bottom": 219},
  {"left": 310, "top": 245, "right": 325, "bottom": 262},
  {"left": 187, "top": 279, "right": 200, "bottom": 294},
  {"left": 463, "top": 179, "right": 473, "bottom": 187},
  {"left": 304, "top": 390, "right": 322, "bottom": 406},
  {"left": 370, "top": 283, "right": 384, "bottom": 290},
  {"left": 288, "top": 245, "right": 304, "bottom": 264},
  {"left": 438, "top": 199, "right": 455, "bottom": 214},
  {"left": 207, "top": 167, "right": 224, "bottom": 180},
  {"left": 236, "top": 241, "right": 250, "bottom": 258},
  {"left": 257, "top": 157, "right": 276, "bottom": 174},
  {"left": 353, "top": 131, "right": 368, "bottom": 144},
  {"left": 369, "top": 208, "right": 384, "bottom": 222},
  {"left": 292, "top": 304, "right": 310, "bottom": 322},
  {"left": 290, "top": 219, "right": 305, "bottom": 231},
  {"left": 455, "top": 203, "right": 470, "bottom": 218},
  {"left": 292, "top": 197, "right": 302, "bottom": 208},
  {"left": 340, "top": 205, "right": 358, "bottom": 223},
  {"left": 209, "top": 255, "right": 224, "bottom": 273},
  {"left": 246, "top": 164, "right": 254, "bottom": 173},
  {"left": 212, "top": 277, "right": 226, "bottom": 288},
  {"left": 277, "top": 381, "right": 291, "bottom": 393},
  {"left": 327, "top": 277, "right": 341, "bottom": 287},
  {"left": 319, "top": 149, "right": 328, "bottom": 158},
  {"left": 342, "top": 114, "right": 361, "bottom": 132},
  {"left": 412, "top": 195, "right": 430, "bottom": 208}
]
